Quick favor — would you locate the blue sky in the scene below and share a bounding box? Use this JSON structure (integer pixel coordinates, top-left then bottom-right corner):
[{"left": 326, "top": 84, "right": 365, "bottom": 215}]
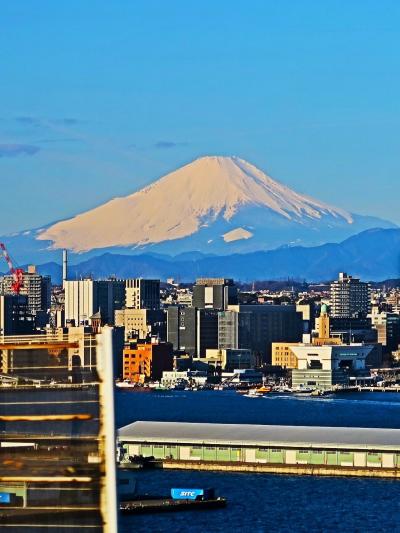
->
[{"left": 1, "top": 1, "right": 399, "bottom": 233}]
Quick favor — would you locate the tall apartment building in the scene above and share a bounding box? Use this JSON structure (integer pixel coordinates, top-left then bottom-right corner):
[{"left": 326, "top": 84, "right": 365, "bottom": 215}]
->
[
  {"left": 125, "top": 279, "right": 160, "bottom": 309},
  {"left": 0, "top": 265, "right": 51, "bottom": 315},
  {"left": 64, "top": 279, "right": 125, "bottom": 326},
  {"left": 330, "top": 272, "right": 371, "bottom": 318},
  {"left": 192, "top": 278, "right": 237, "bottom": 310}
]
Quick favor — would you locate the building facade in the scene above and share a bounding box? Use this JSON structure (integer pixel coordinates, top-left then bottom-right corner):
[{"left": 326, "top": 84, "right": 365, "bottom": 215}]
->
[
  {"left": 228, "top": 304, "right": 304, "bottom": 364},
  {"left": 330, "top": 273, "right": 371, "bottom": 318},
  {"left": 115, "top": 308, "right": 166, "bottom": 341},
  {"left": 291, "top": 343, "right": 373, "bottom": 390},
  {"left": 0, "top": 329, "right": 118, "bottom": 530},
  {"left": 1, "top": 265, "right": 51, "bottom": 315},
  {"left": 0, "top": 294, "right": 34, "bottom": 336},
  {"left": 271, "top": 343, "right": 299, "bottom": 368},
  {"left": 192, "top": 278, "right": 237, "bottom": 310},
  {"left": 64, "top": 279, "right": 125, "bottom": 326},
  {"left": 204, "top": 348, "right": 254, "bottom": 371},
  {"left": 119, "top": 421, "right": 400, "bottom": 478},
  {"left": 125, "top": 279, "right": 160, "bottom": 309},
  {"left": 123, "top": 340, "right": 173, "bottom": 382}
]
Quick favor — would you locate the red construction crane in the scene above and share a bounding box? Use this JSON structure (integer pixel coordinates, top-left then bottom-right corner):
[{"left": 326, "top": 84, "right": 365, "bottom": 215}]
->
[{"left": 0, "top": 243, "right": 24, "bottom": 294}]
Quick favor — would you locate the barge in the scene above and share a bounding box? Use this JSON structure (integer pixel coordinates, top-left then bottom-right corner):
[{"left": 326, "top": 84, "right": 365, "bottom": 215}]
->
[{"left": 120, "top": 488, "right": 226, "bottom": 514}]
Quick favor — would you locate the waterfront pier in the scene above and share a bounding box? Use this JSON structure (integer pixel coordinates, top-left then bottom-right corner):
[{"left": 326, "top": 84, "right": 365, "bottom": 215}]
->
[{"left": 118, "top": 421, "right": 400, "bottom": 479}]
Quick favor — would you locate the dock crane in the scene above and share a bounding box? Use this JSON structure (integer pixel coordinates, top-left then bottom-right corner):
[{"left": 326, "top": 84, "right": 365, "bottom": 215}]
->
[{"left": 0, "top": 242, "right": 24, "bottom": 294}]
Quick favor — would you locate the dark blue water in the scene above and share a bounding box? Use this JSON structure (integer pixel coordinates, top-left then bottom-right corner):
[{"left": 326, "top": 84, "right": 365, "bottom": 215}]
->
[{"left": 116, "top": 391, "right": 400, "bottom": 532}]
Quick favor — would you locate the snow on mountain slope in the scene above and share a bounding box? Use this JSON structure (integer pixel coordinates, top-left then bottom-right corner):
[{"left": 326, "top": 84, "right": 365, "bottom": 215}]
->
[{"left": 38, "top": 156, "right": 354, "bottom": 252}]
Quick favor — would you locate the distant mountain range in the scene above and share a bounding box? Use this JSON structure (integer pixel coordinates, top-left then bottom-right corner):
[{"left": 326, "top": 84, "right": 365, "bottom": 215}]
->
[
  {"left": 19, "top": 228, "right": 400, "bottom": 283},
  {"left": 0, "top": 156, "right": 396, "bottom": 263}
]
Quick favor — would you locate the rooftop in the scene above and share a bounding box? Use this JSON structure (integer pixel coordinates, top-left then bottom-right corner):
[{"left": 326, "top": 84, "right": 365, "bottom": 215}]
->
[{"left": 118, "top": 421, "right": 400, "bottom": 450}]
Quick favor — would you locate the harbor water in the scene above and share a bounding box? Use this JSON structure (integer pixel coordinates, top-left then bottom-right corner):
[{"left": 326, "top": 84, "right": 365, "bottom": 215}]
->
[{"left": 116, "top": 390, "right": 400, "bottom": 532}]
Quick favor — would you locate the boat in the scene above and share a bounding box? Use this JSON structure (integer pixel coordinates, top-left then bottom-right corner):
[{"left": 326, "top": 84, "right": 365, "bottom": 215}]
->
[
  {"left": 116, "top": 380, "right": 136, "bottom": 389},
  {"left": 256, "top": 385, "right": 272, "bottom": 394},
  {"left": 120, "top": 488, "right": 226, "bottom": 514},
  {"left": 292, "top": 387, "right": 315, "bottom": 395},
  {"left": 243, "top": 389, "right": 264, "bottom": 398}
]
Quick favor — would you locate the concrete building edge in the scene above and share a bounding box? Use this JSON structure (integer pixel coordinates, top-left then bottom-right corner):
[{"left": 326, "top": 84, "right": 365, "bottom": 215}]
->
[{"left": 161, "top": 461, "right": 400, "bottom": 479}]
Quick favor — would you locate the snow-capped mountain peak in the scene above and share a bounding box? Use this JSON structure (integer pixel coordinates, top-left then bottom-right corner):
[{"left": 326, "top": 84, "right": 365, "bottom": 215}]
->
[{"left": 38, "top": 155, "right": 354, "bottom": 253}]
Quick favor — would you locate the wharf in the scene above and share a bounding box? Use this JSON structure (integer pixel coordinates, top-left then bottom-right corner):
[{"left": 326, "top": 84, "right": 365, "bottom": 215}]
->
[
  {"left": 357, "top": 386, "right": 400, "bottom": 392},
  {"left": 119, "top": 421, "right": 400, "bottom": 479},
  {"left": 161, "top": 459, "right": 400, "bottom": 478}
]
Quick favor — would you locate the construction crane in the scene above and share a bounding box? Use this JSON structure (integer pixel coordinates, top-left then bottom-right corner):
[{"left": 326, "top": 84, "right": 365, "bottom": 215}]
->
[{"left": 0, "top": 243, "right": 24, "bottom": 294}]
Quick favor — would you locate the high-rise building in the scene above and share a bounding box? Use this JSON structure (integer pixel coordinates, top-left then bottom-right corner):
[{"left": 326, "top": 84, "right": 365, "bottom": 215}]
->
[
  {"left": 370, "top": 309, "right": 400, "bottom": 353},
  {"left": 125, "top": 279, "right": 160, "bottom": 309},
  {"left": 197, "top": 308, "right": 219, "bottom": 357},
  {"left": 115, "top": 308, "right": 166, "bottom": 341},
  {"left": 218, "top": 310, "right": 238, "bottom": 349},
  {"left": 167, "top": 306, "right": 197, "bottom": 355},
  {"left": 1, "top": 265, "right": 51, "bottom": 315},
  {"left": 192, "top": 278, "right": 237, "bottom": 310},
  {"left": 223, "top": 305, "right": 304, "bottom": 364},
  {"left": 330, "top": 272, "right": 371, "bottom": 318},
  {"left": 0, "top": 294, "right": 34, "bottom": 336},
  {"left": 0, "top": 329, "right": 118, "bottom": 530},
  {"left": 167, "top": 306, "right": 219, "bottom": 357},
  {"left": 64, "top": 279, "right": 125, "bottom": 326}
]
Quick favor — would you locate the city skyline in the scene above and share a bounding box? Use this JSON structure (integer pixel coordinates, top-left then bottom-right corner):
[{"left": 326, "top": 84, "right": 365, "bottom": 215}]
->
[{"left": 1, "top": 1, "right": 400, "bottom": 233}]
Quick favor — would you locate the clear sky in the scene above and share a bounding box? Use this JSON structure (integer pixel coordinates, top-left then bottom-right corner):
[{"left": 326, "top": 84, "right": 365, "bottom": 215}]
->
[{"left": 1, "top": 1, "right": 399, "bottom": 233}]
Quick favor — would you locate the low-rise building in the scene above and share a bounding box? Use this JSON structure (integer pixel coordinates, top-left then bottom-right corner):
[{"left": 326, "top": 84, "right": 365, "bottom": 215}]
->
[
  {"left": 204, "top": 348, "right": 254, "bottom": 371},
  {"left": 271, "top": 343, "right": 299, "bottom": 368},
  {"left": 123, "top": 340, "right": 173, "bottom": 382},
  {"left": 161, "top": 370, "right": 208, "bottom": 388},
  {"left": 291, "top": 343, "right": 373, "bottom": 391},
  {"left": 118, "top": 421, "right": 400, "bottom": 477}
]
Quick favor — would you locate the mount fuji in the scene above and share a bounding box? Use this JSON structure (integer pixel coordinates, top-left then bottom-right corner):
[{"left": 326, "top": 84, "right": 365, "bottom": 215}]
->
[{"left": 2, "top": 156, "right": 396, "bottom": 263}]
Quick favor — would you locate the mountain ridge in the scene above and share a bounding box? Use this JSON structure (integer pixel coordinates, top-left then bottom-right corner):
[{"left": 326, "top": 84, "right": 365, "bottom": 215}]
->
[{"left": 28, "top": 228, "right": 400, "bottom": 283}]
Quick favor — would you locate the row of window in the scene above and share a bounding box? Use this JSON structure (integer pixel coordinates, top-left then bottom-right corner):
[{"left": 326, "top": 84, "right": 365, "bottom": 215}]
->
[{"left": 136, "top": 443, "right": 396, "bottom": 462}]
